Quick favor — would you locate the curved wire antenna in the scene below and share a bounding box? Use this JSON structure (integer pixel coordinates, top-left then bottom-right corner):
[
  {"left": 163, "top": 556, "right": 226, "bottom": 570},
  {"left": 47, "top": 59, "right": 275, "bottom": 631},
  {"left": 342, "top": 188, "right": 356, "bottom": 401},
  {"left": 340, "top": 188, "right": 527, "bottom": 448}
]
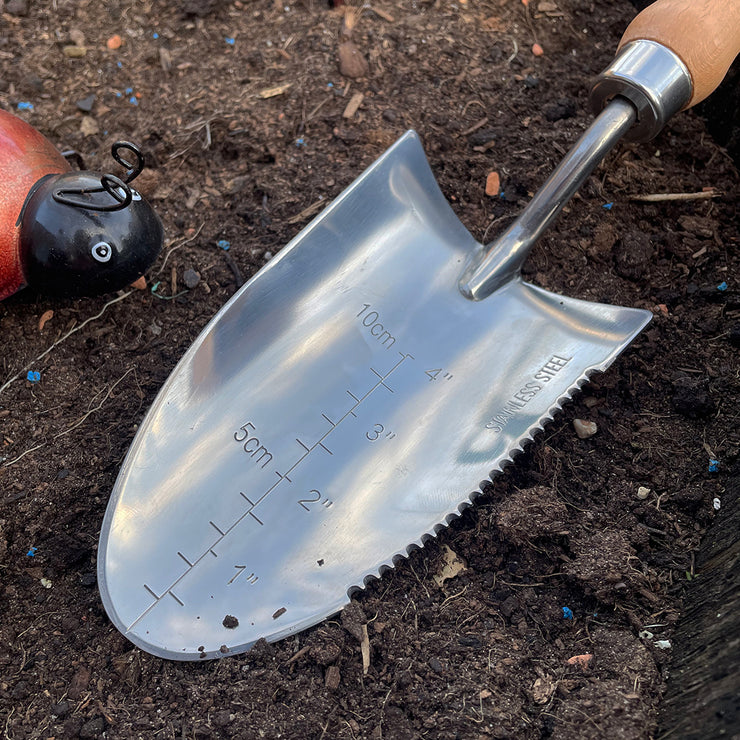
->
[
  {"left": 53, "top": 174, "right": 133, "bottom": 212},
  {"left": 51, "top": 141, "right": 146, "bottom": 212},
  {"left": 111, "top": 141, "right": 145, "bottom": 183}
]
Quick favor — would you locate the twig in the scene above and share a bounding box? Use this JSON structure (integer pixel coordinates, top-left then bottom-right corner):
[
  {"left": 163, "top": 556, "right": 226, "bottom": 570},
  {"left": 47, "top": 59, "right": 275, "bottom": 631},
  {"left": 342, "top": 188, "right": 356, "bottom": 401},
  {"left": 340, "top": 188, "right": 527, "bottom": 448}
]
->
[
  {"left": 0, "top": 291, "right": 133, "bottom": 398},
  {"left": 4, "top": 369, "right": 135, "bottom": 467},
  {"left": 629, "top": 189, "right": 721, "bottom": 202},
  {"left": 54, "top": 368, "right": 135, "bottom": 439},
  {"left": 158, "top": 223, "right": 205, "bottom": 273}
]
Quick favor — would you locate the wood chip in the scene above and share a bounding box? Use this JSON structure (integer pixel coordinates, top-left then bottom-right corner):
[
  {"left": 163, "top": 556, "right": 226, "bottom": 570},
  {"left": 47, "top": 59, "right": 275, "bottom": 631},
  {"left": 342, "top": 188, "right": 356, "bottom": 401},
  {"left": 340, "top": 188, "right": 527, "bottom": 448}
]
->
[
  {"left": 325, "top": 664, "right": 341, "bottom": 690},
  {"left": 485, "top": 171, "right": 501, "bottom": 197},
  {"left": 342, "top": 92, "right": 364, "bottom": 119},
  {"left": 368, "top": 6, "right": 394, "bottom": 22},
  {"left": 258, "top": 83, "right": 292, "bottom": 99},
  {"left": 629, "top": 189, "right": 720, "bottom": 202},
  {"left": 38, "top": 310, "right": 54, "bottom": 332}
]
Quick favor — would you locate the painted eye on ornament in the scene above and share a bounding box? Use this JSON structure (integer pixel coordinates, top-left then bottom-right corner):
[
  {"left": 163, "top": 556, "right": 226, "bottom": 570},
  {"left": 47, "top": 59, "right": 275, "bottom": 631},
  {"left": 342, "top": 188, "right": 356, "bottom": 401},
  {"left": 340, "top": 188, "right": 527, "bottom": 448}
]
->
[{"left": 92, "top": 241, "right": 113, "bottom": 263}]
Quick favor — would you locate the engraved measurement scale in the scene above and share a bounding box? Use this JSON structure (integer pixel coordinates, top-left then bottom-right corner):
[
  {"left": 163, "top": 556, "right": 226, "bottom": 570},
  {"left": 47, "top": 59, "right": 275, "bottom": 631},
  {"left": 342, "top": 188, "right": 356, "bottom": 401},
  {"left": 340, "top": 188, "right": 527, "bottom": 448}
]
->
[{"left": 98, "top": 132, "right": 650, "bottom": 660}]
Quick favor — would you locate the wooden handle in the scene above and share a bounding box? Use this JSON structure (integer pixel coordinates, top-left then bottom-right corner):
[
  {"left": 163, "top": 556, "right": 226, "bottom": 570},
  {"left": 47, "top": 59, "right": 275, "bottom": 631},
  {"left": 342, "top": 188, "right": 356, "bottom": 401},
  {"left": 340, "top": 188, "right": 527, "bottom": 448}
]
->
[{"left": 619, "top": 0, "right": 740, "bottom": 107}]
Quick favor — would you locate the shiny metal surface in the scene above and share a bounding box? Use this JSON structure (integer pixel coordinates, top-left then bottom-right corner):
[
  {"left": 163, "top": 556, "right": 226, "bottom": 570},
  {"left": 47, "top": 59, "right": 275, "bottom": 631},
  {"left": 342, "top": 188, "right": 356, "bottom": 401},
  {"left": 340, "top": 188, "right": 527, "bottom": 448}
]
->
[
  {"left": 459, "top": 98, "right": 636, "bottom": 301},
  {"left": 590, "top": 40, "right": 692, "bottom": 142},
  {"left": 98, "top": 131, "right": 651, "bottom": 660}
]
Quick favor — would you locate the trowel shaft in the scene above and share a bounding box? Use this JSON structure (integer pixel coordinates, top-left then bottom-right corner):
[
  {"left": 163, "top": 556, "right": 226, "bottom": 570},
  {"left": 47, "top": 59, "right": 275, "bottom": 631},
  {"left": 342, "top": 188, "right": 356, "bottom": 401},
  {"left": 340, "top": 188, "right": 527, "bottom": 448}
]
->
[{"left": 459, "top": 97, "right": 636, "bottom": 301}]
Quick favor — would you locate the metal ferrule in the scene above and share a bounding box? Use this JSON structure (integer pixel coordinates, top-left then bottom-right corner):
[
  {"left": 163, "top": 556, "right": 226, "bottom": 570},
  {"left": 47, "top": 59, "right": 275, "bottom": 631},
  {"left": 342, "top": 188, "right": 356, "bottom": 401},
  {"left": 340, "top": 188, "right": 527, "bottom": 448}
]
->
[{"left": 589, "top": 40, "right": 693, "bottom": 142}]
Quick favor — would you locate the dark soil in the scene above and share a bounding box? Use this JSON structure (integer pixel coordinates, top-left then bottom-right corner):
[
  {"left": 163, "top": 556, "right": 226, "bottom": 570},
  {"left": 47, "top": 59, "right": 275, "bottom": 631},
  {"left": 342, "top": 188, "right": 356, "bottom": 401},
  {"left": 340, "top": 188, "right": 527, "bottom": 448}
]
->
[{"left": 1, "top": 1, "right": 738, "bottom": 738}]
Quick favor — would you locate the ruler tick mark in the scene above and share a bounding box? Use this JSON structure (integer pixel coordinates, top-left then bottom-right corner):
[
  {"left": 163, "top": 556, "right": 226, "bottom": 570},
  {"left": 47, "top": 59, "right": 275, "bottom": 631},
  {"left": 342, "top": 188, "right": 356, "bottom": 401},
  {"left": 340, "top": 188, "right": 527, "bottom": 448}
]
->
[
  {"left": 249, "top": 511, "right": 264, "bottom": 526},
  {"left": 296, "top": 438, "right": 310, "bottom": 452},
  {"left": 239, "top": 492, "right": 255, "bottom": 505},
  {"left": 177, "top": 551, "right": 193, "bottom": 567},
  {"left": 143, "top": 584, "right": 159, "bottom": 600},
  {"left": 210, "top": 521, "right": 225, "bottom": 536},
  {"left": 169, "top": 591, "right": 184, "bottom": 607},
  {"left": 322, "top": 413, "right": 336, "bottom": 427}
]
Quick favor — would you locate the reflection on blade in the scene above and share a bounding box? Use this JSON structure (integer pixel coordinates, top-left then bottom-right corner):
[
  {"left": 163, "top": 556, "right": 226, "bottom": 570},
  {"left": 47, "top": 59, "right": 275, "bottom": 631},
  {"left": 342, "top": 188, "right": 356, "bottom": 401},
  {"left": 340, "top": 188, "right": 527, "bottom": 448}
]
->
[{"left": 98, "top": 131, "right": 651, "bottom": 660}]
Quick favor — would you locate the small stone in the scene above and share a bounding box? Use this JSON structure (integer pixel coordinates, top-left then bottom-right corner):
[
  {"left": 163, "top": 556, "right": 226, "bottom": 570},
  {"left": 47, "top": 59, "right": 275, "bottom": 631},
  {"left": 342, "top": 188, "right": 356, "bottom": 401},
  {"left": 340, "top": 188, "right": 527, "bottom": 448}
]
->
[
  {"left": 183, "top": 268, "right": 201, "bottom": 289},
  {"left": 671, "top": 377, "right": 715, "bottom": 418},
  {"left": 69, "top": 28, "right": 85, "bottom": 46},
  {"left": 222, "top": 615, "right": 239, "bottom": 629},
  {"left": 338, "top": 41, "right": 369, "bottom": 78},
  {"left": 51, "top": 700, "right": 70, "bottom": 718},
  {"left": 79, "top": 572, "right": 96, "bottom": 587},
  {"left": 106, "top": 34, "right": 123, "bottom": 50},
  {"left": 636, "top": 486, "right": 650, "bottom": 500},
  {"left": 382, "top": 108, "right": 398, "bottom": 123},
  {"left": 573, "top": 418, "right": 598, "bottom": 439},
  {"left": 544, "top": 99, "right": 576, "bottom": 122},
  {"left": 79, "top": 716, "right": 105, "bottom": 739},
  {"left": 428, "top": 657, "right": 444, "bottom": 674},
  {"left": 76, "top": 94, "right": 96, "bottom": 112}
]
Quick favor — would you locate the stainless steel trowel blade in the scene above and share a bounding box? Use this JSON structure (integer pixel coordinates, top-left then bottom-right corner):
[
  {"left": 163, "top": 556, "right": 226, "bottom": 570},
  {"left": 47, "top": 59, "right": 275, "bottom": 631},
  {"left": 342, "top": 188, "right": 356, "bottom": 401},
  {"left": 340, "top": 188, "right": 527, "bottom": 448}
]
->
[{"left": 98, "top": 131, "right": 651, "bottom": 660}]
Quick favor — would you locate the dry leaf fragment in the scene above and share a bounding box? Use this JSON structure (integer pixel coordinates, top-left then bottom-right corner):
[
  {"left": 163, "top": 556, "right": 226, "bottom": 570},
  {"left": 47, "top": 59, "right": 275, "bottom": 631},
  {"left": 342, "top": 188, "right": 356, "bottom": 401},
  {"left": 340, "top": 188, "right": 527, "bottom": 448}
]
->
[
  {"left": 532, "top": 675, "right": 556, "bottom": 704},
  {"left": 360, "top": 623, "right": 370, "bottom": 675},
  {"left": 130, "top": 276, "right": 147, "bottom": 290},
  {"left": 433, "top": 545, "right": 468, "bottom": 587},
  {"left": 38, "top": 310, "right": 54, "bottom": 332}
]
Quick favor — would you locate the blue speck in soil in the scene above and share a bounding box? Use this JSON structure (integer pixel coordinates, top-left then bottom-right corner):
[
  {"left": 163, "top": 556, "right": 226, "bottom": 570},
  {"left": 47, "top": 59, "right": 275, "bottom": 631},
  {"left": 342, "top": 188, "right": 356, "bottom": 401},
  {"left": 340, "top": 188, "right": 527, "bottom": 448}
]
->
[
  {"left": 27, "top": 371, "right": 40, "bottom": 383},
  {"left": 27, "top": 547, "right": 37, "bottom": 557},
  {"left": 117, "top": 61, "right": 123, "bottom": 69},
  {"left": 562, "top": 607, "right": 573, "bottom": 620},
  {"left": 217, "top": 239, "right": 231, "bottom": 251},
  {"left": 129, "top": 97, "right": 138, "bottom": 106},
  {"left": 125, "top": 87, "right": 133, "bottom": 95},
  {"left": 602, "top": 202, "right": 614, "bottom": 210},
  {"left": 296, "top": 138, "right": 305, "bottom": 147},
  {"left": 225, "top": 37, "right": 235, "bottom": 45},
  {"left": 17, "top": 102, "right": 34, "bottom": 111},
  {"left": 153, "top": 32, "right": 159, "bottom": 39},
  {"left": 717, "top": 281, "right": 728, "bottom": 291},
  {"left": 708, "top": 459, "right": 720, "bottom": 473}
]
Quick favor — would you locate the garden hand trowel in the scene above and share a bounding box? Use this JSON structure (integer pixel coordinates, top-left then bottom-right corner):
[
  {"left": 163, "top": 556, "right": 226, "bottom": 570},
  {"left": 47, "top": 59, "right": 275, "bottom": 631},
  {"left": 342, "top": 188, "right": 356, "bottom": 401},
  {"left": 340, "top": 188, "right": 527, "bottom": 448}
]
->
[{"left": 98, "top": 0, "right": 740, "bottom": 660}]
